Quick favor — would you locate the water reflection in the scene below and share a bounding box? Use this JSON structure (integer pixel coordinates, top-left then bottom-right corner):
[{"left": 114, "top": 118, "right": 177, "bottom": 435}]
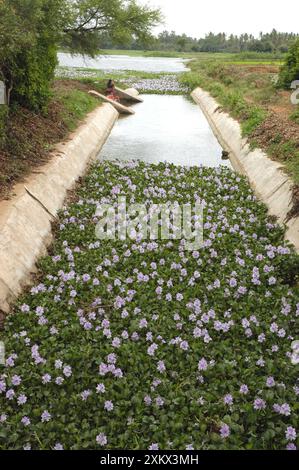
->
[
  {"left": 100, "top": 95, "right": 230, "bottom": 168},
  {"left": 58, "top": 52, "right": 188, "bottom": 73}
]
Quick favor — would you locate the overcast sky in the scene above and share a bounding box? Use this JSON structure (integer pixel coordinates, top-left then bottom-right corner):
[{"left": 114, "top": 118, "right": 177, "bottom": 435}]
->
[{"left": 141, "top": 0, "right": 299, "bottom": 38}]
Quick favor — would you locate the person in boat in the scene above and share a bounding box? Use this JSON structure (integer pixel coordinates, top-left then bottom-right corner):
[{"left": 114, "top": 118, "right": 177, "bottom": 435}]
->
[{"left": 106, "top": 79, "right": 120, "bottom": 102}]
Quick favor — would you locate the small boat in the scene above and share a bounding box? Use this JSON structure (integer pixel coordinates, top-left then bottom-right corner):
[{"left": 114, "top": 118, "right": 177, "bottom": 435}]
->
[
  {"left": 88, "top": 90, "right": 135, "bottom": 115},
  {"left": 115, "top": 87, "right": 143, "bottom": 103}
]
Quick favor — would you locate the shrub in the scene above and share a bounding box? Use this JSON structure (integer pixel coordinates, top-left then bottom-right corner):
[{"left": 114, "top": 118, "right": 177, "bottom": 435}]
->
[
  {"left": 278, "top": 39, "right": 299, "bottom": 88},
  {"left": 11, "top": 40, "right": 58, "bottom": 112}
]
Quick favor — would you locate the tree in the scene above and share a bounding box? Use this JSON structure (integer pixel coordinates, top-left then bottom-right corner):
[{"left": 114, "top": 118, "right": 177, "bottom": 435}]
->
[
  {"left": 278, "top": 38, "right": 299, "bottom": 88},
  {"left": 61, "top": 0, "right": 161, "bottom": 55},
  {"left": 0, "top": 0, "right": 161, "bottom": 110}
]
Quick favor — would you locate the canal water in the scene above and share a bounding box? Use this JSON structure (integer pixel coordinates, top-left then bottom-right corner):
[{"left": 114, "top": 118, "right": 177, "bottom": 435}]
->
[
  {"left": 99, "top": 95, "right": 228, "bottom": 168},
  {"left": 58, "top": 52, "right": 188, "bottom": 73},
  {"left": 59, "top": 53, "right": 227, "bottom": 167}
]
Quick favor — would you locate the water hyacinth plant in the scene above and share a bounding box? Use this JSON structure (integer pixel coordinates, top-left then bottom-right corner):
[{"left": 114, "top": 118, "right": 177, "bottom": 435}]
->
[
  {"left": 0, "top": 160, "right": 298, "bottom": 450},
  {"left": 121, "top": 75, "right": 189, "bottom": 94}
]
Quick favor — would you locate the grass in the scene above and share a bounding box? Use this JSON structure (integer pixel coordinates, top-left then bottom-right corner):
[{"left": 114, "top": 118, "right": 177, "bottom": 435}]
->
[
  {"left": 55, "top": 88, "right": 99, "bottom": 130},
  {"left": 290, "top": 107, "right": 299, "bottom": 124},
  {"left": 99, "top": 49, "right": 285, "bottom": 63}
]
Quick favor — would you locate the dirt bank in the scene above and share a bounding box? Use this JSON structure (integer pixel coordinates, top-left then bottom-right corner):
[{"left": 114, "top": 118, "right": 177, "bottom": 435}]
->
[{"left": 0, "top": 80, "right": 100, "bottom": 200}]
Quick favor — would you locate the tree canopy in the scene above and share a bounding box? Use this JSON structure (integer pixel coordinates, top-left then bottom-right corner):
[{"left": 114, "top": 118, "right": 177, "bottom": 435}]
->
[
  {"left": 61, "top": 0, "right": 162, "bottom": 56},
  {"left": 0, "top": 0, "right": 161, "bottom": 109},
  {"left": 105, "top": 29, "right": 298, "bottom": 55}
]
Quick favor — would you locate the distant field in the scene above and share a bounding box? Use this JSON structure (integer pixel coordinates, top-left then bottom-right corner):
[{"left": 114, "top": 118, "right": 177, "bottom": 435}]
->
[{"left": 100, "top": 49, "right": 285, "bottom": 63}]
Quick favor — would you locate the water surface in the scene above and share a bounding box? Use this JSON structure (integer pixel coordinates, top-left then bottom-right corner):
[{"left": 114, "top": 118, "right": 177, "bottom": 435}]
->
[
  {"left": 100, "top": 95, "right": 229, "bottom": 167},
  {"left": 58, "top": 52, "right": 188, "bottom": 73}
]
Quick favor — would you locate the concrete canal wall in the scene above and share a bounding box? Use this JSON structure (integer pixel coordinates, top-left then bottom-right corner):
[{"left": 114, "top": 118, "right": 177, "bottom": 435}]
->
[
  {"left": 192, "top": 87, "right": 299, "bottom": 252},
  {"left": 0, "top": 103, "right": 118, "bottom": 314}
]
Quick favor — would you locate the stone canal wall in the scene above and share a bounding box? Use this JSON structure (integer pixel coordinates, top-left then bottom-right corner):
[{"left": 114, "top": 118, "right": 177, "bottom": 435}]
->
[
  {"left": 0, "top": 103, "right": 118, "bottom": 313},
  {"left": 192, "top": 87, "right": 299, "bottom": 252}
]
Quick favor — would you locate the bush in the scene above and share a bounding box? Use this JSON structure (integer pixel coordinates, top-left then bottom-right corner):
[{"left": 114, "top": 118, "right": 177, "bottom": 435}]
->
[
  {"left": 278, "top": 39, "right": 299, "bottom": 88},
  {"left": 0, "top": 1, "right": 60, "bottom": 111},
  {"left": 11, "top": 40, "right": 58, "bottom": 112}
]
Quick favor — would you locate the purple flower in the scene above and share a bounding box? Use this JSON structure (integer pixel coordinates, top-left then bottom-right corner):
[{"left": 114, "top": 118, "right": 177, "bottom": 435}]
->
[
  {"left": 180, "top": 340, "right": 189, "bottom": 351},
  {"left": 113, "top": 368, "right": 123, "bottom": 378},
  {"left": 21, "top": 304, "right": 30, "bottom": 313},
  {"left": 96, "top": 383, "right": 105, "bottom": 394},
  {"left": 99, "top": 362, "right": 108, "bottom": 376},
  {"left": 286, "top": 443, "right": 297, "bottom": 450},
  {"left": 81, "top": 389, "right": 92, "bottom": 401},
  {"left": 0, "top": 414, "right": 7, "bottom": 423},
  {"left": 149, "top": 443, "right": 159, "bottom": 450},
  {"left": 240, "top": 384, "right": 249, "bottom": 395},
  {"left": 96, "top": 433, "right": 107, "bottom": 446},
  {"left": 285, "top": 426, "right": 297, "bottom": 441},
  {"left": 112, "top": 337, "right": 121, "bottom": 348},
  {"left": 223, "top": 394, "right": 234, "bottom": 406},
  {"left": 35, "top": 306, "right": 44, "bottom": 316},
  {"left": 54, "top": 443, "right": 64, "bottom": 450},
  {"left": 186, "top": 444, "right": 194, "bottom": 450},
  {"left": 11, "top": 375, "right": 22, "bottom": 386},
  {"left": 147, "top": 343, "right": 158, "bottom": 356},
  {"left": 104, "top": 400, "right": 114, "bottom": 411},
  {"left": 220, "top": 424, "right": 230, "bottom": 439},
  {"left": 63, "top": 365, "right": 72, "bottom": 377},
  {"left": 42, "top": 374, "right": 52, "bottom": 384},
  {"left": 274, "top": 403, "right": 291, "bottom": 416},
  {"left": 253, "top": 398, "right": 266, "bottom": 410},
  {"left": 139, "top": 318, "right": 148, "bottom": 328},
  {"left": 6, "top": 389, "right": 15, "bottom": 400},
  {"left": 41, "top": 410, "right": 51, "bottom": 422},
  {"left": 17, "top": 394, "right": 27, "bottom": 405},
  {"left": 157, "top": 361, "right": 166, "bottom": 373},
  {"left": 198, "top": 358, "right": 208, "bottom": 371},
  {"left": 144, "top": 395, "right": 152, "bottom": 405},
  {"left": 266, "top": 377, "right": 275, "bottom": 388},
  {"left": 21, "top": 416, "right": 30, "bottom": 426},
  {"left": 107, "top": 353, "right": 117, "bottom": 364},
  {"left": 0, "top": 380, "right": 6, "bottom": 393},
  {"left": 6, "top": 356, "right": 15, "bottom": 367},
  {"left": 153, "top": 392, "right": 163, "bottom": 406},
  {"left": 82, "top": 274, "right": 91, "bottom": 283}
]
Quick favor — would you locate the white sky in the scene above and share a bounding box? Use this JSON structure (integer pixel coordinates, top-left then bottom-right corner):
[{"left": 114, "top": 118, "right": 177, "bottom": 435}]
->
[{"left": 141, "top": 0, "right": 299, "bottom": 38}]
